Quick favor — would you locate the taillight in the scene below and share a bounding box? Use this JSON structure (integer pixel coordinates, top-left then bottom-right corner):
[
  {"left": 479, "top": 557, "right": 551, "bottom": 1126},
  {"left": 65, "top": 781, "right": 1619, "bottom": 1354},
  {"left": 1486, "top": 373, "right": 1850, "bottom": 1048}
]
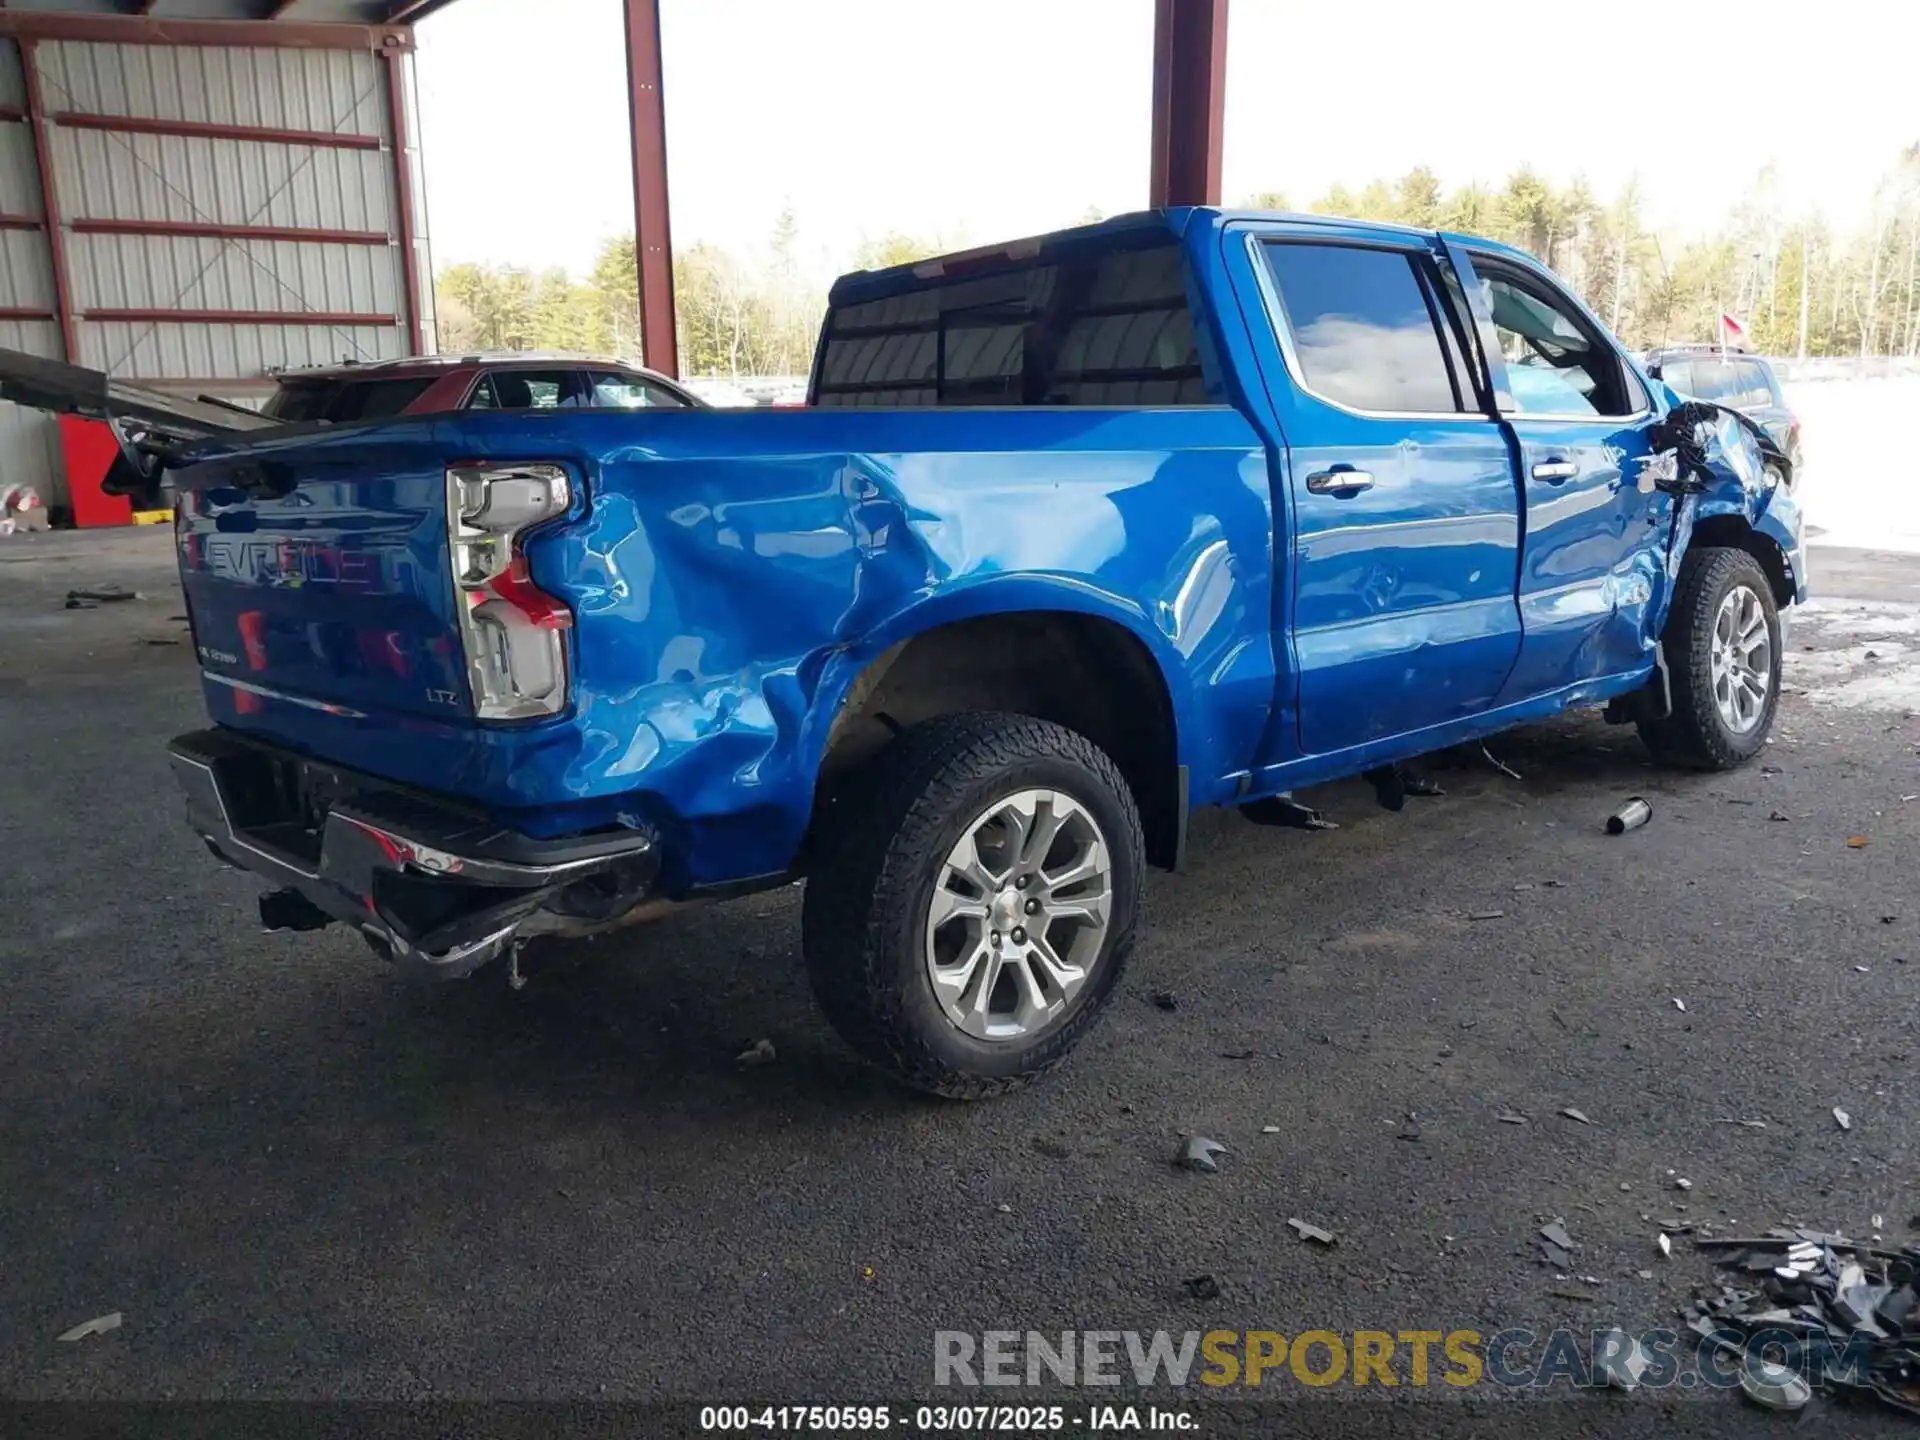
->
[{"left": 445, "top": 462, "right": 573, "bottom": 720}]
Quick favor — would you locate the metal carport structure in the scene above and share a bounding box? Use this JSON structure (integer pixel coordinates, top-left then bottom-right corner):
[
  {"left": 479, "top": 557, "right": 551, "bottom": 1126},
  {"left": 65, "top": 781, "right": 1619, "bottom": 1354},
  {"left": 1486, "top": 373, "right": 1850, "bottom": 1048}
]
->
[{"left": 0, "top": 0, "right": 1229, "bottom": 506}]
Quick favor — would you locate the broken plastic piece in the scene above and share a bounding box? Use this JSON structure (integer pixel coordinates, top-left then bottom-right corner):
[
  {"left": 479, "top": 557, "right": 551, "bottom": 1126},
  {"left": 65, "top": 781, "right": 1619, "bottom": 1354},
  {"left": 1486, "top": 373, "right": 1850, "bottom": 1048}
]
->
[
  {"left": 1673, "top": 998, "right": 1687, "bottom": 1012},
  {"left": 1560, "top": 1107, "right": 1592, "bottom": 1125},
  {"left": 1496, "top": 1111, "right": 1527, "bottom": 1125},
  {"left": 1287, "top": 1217, "right": 1336, "bottom": 1245},
  {"left": 735, "top": 1038, "right": 777, "bottom": 1067},
  {"left": 1740, "top": 1359, "right": 1812, "bottom": 1412},
  {"left": 1658, "top": 1233, "right": 1672, "bottom": 1258},
  {"left": 1177, "top": 1136, "right": 1227, "bottom": 1173},
  {"left": 56, "top": 1313, "right": 122, "bottom": 1343},
  {"left": 1833, "top": 1107, "right": 1852, "bottom": 1131},
  {"left": 1605, "top": 797, "right": 1652, "bottom": 834},
  {"left": 1540, "top": 1220, "right": 1576, "bottom": 1251}
]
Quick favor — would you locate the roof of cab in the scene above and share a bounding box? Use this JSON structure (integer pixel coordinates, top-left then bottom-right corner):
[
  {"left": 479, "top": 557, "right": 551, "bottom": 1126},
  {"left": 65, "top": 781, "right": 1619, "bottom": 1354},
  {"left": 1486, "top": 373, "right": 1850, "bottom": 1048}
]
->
[{"left": 826, "top": 206, "right": 1534, "bottom": 306}]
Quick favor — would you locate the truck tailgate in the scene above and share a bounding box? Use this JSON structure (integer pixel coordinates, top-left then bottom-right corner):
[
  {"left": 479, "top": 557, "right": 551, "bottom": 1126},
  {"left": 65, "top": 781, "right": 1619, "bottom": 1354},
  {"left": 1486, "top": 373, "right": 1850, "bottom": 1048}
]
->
[{"left": 174, "top": 426, "right": 470, "bottom": 724}]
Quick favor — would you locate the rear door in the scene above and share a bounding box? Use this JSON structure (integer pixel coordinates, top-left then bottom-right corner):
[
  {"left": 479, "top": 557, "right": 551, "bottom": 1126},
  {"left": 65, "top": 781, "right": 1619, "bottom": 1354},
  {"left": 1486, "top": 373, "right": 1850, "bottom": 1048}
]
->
[
  {"left": 1446, "top": 246, "right": 1668, "bottom": 699},
  {"left": 1237, "top": 225, "right": 1524, "bottom": 758}
]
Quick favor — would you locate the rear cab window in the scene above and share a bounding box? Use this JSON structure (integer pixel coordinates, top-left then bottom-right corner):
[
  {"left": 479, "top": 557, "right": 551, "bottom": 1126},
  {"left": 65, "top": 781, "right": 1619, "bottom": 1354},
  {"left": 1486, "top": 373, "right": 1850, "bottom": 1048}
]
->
[
  {"left": 814, "top": 238, "right": 1213, "bottom": 407},
  {"left": 264, "top": 375, "right": 435, "bottom": 423}
]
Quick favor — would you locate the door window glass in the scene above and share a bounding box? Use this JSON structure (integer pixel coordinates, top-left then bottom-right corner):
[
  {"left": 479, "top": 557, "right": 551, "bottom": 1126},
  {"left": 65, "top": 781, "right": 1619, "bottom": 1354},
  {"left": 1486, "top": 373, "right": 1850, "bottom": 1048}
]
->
[
  {"left": 1687, "top": 360, "right": 1738, "bottom": 402},
  {"left": 588, "top": 372, "right": 686, "bottom": 408},
  {"left": 1260, "top": 241, "right": 1465, "bottom": 413},
  {"left": 1474, "top": 264, "right": 1635, "bottom": 417},
  {"left": 466, "top": 370, "right": 586, "bottom": 410}
]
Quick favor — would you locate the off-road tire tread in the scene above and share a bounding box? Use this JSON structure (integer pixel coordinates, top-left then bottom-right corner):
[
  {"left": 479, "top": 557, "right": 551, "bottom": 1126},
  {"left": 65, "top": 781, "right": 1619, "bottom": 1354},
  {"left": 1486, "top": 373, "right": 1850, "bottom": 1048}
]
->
[
  {"left": 1639, "top": 545, "right": 1780, "bottom": 771},
  {"left": 803, "top": 712, "right": 1143, "bottom": 1099}
]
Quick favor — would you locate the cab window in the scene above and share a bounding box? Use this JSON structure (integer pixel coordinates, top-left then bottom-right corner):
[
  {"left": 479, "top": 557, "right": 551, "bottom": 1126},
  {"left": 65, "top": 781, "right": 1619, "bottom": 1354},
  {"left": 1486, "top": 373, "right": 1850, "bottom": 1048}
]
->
[
  {"left": 466, "top": 370, "right": 588, "bottom": 410},
  {"left": 587, "top": 371, "right": 686, "bottom": 408},
  {"left": 1473, "top": 262, "right": 1637, "bottom": 417}
]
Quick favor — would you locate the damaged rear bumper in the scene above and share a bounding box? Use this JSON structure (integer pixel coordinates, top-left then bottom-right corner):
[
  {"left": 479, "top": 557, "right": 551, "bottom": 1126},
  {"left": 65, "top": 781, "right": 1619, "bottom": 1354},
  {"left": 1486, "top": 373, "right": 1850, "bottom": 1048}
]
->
[{"left": 169, "top": 729, "right": 659, "bottom": 979}]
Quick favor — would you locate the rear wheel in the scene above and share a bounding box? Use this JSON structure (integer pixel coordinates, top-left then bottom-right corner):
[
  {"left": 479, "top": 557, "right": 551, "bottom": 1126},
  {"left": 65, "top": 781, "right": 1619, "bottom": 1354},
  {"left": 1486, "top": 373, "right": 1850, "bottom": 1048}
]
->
[
  {"left": 1639, "top": 546, "right": 1781, "bottom": 770},
  {"left": 802, "top": 712, "right": 1142, "bottom": 1098}
]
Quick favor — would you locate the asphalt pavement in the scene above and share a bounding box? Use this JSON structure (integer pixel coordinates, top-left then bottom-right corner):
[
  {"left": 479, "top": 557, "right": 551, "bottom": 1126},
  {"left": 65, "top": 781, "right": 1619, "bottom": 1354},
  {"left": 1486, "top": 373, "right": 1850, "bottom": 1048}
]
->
[{"left": 1, "top": 528, "right": 1915, "bottom": 1436}]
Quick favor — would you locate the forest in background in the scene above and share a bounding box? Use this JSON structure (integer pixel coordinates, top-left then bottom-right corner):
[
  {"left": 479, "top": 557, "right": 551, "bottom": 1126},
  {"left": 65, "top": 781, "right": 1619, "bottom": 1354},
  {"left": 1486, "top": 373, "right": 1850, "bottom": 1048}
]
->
[{"left": 435, "top": 148, "right": 1920, "bottom": 378}]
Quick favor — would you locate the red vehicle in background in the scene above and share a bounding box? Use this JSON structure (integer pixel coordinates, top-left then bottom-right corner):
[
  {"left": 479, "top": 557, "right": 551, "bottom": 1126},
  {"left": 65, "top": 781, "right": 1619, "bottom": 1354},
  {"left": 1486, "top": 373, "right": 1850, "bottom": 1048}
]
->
[{"left": 260, "top": 351, "right": 703, "bottom": 423}]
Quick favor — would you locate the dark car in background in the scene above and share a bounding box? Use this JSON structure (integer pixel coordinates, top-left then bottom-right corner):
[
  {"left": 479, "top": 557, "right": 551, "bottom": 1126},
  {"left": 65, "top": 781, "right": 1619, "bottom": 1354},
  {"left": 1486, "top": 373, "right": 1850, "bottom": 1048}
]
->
[
  {"left": 1644, "top": 346, "right": 1802, "bottom": 484},
  {"left": 260, "top": 352, "right": 702, "bottom": 424}
]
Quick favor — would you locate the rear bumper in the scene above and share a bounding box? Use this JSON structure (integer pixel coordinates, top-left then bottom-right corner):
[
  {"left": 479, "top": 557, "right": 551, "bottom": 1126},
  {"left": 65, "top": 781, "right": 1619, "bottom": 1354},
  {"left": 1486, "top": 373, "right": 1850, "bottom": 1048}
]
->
[{"left": 169, "top": 728, "right": 659, "bottom": 979}]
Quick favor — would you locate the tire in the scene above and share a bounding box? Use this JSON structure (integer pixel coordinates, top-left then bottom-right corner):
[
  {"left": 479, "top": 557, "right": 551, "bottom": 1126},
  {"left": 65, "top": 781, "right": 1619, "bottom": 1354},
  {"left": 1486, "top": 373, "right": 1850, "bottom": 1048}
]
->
[
  {"left": 1639, "top": 546, "right": 1782, "bottom": 770},
  {"left": 802, "top": 712, "right": 1143, "bottom": 1099}
]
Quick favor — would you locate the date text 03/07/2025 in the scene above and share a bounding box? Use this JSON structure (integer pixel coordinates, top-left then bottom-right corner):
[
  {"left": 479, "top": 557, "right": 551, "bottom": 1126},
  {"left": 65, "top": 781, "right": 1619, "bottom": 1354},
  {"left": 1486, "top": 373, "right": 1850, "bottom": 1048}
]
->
[{"left": 698, "top": 1404, "right": 1196, "bottom": 1431}]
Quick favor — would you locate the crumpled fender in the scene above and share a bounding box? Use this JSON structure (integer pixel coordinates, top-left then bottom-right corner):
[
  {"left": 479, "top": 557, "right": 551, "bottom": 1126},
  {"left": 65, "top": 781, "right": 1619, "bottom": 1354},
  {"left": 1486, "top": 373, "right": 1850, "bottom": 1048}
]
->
[{"left": 1651, "top": 387, "right": 1808, "bottom": 638}]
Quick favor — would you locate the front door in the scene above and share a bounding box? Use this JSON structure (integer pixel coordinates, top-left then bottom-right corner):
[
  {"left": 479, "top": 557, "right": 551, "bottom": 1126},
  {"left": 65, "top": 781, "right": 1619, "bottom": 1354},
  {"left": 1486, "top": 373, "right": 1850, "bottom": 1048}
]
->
[
  {"left": 1243, "top": 228, "right": 1524, "bottom": 759},
  {"left": 1447, "top": 247, "right": 1670, "bottom": 700}
]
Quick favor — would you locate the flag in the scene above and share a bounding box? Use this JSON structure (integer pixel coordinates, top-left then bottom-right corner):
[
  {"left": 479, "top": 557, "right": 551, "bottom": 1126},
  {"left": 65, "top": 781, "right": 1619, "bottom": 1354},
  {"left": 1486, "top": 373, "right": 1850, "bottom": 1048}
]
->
[{"left": 1719, "top": 313, "right": 1748, "bottom": 350}]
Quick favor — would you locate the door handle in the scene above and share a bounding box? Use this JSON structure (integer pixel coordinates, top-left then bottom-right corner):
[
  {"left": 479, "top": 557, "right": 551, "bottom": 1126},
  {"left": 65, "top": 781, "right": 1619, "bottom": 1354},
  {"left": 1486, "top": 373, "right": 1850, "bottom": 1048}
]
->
[
  {"left": 1531, "top": 459, "right": 1578, "bottom": 483},
  {"left": 1306, "top": 468, "right": 1374, "bottom": 495}
]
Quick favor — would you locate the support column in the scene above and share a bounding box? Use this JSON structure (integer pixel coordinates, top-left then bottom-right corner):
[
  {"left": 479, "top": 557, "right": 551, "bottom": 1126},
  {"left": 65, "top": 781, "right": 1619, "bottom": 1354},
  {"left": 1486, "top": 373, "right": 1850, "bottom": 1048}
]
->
[
  {"left": 1147, "top": 0, "right": 1229, "bottom": 209},
  {"left": 383, "top": 48, "right": 427, "bottom": 356},
  {"left": 624, "top": 0, "right": 677, "bottom": 376},
  {"left": 19, "top": 38, "right": 78, "bottom": 363}
]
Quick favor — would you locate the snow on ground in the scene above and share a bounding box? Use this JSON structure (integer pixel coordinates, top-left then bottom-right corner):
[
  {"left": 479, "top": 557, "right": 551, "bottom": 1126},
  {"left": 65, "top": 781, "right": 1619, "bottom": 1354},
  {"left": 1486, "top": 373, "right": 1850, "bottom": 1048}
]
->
[{"left": 1786, "top": 375, "right": 1920, "bottom": 554}]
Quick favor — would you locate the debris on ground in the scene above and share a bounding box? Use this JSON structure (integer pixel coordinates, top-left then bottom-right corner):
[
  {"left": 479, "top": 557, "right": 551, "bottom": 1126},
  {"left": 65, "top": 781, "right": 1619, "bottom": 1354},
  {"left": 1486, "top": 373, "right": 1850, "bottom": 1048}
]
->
[
  {"left": 1539, "top": 1219, "right": 1577, "bottom": 1268},
  {"left": 735, "top": 1038, "right": 777, "bottom": 1067},
  {"left": 1151, "top": 990, "right": 1179, "bottom": 1012},
  {"left": 1561, "top": 1107, "right": 1593, "bottom": 1125},
  {"left": 1834, "top": 1107, "right": 1852, "bottom": 1131},
  {"left": 1688, "top": 1226, "right": 1920, "bottom": 1420},
  {"left": 1287, "top": 1217, "right": 1336, "bottom": 1246},
  {"left": 1550, "top": 1285, "right": 1599, "bottom": 1303},
  {"left": 1849, "top": 835, "right": 1871, "bottom": 849},
  {"left": 1658, "top": 1233, "right": 1673, "bottom": 1258},
  {"left": 1481, "top": 744, "right": 1524, "bottom": 781},
  {"left": 1676, "top": 1178, "right": 1694, "bottom": 1192},
  {"left": 1176, "top": 1136, "right": 1227, "bottom": 1173},
  {"left": 1241, "top": 794, "right": 1338, "bottom": 831},
  {"left": 1714, "top": 1118, "right": 1769, "bottom": 1129},
  {"left": 1673, "top": 998, "right": 1688, "bottom": 1012},
  {"left": 1496, "top": 1111, "right": 1528, "bottom": 1125},
  {"left": 1769, "top": 810, "right": 1791, "bottom": 822},
  {"left": 1468, "top": 910, "right": 1505, "bottom": 921},
  {"left": 995, "top": 1203, "right": 1012, "bottom": 1214},
  {"left": 1183, "top": 1274, "right": 1221, "bottom": 1301},
  {"left": 1605, "top": 797, "right": 1652, "bottom": 835},
  {"left": 65, "top": 586, "right": 138, "bottom": 608},
  {"left": 1260, "top": 1125, "right": 1280, "bottom": 1134},
  {"left": 56, "top": 1313, "right": 122, "bottom": 1343}
]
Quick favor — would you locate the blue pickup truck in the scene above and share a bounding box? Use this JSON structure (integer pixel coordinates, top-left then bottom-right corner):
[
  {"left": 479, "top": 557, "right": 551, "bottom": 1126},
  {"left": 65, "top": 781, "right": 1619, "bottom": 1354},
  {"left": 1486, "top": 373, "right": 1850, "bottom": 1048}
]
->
[{"left": 0, "top": 207, "right": 1803, "bottom": 1097}]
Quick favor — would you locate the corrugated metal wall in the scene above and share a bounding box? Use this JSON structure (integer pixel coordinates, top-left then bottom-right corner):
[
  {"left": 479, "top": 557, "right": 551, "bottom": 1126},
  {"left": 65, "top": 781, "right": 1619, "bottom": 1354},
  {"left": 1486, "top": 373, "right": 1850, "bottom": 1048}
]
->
[{"left": 0, "top": 31, "right": 430, "bottom": 506}]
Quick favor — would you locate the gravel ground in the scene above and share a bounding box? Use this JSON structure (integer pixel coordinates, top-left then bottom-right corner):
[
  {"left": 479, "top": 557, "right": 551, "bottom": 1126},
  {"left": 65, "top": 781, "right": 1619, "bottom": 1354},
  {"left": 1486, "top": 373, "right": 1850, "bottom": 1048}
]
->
[{"left": 1, "top": 528, "right": 1914, "bottom": 1436}]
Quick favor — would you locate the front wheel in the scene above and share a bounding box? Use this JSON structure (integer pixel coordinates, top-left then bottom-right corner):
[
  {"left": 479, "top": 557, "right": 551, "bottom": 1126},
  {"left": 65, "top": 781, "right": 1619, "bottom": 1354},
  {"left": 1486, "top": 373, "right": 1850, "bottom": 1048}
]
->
[
  {"left": 1639, "top": 546, "right": 1782, "bottom": 770},
  {"left": 802, "top": 712, "right": 1143, "bottom": 1099}
]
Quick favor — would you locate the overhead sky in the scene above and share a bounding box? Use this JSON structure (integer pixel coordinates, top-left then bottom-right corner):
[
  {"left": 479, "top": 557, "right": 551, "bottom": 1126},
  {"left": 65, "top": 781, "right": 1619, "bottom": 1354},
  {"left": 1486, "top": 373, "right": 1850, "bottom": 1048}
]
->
[{"left": 413, "top": 0, "right": 1918, "bottom": 282}]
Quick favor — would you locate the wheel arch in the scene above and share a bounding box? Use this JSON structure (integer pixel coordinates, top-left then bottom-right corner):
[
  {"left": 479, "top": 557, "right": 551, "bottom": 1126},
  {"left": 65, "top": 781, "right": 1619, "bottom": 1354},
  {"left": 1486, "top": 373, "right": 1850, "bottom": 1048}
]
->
[
  {"left": 807, "top": 586, "right": 1188, "bottom": 870},
  {"left": 1686, "top": 513, "right": 1795, "bottom": 609}
]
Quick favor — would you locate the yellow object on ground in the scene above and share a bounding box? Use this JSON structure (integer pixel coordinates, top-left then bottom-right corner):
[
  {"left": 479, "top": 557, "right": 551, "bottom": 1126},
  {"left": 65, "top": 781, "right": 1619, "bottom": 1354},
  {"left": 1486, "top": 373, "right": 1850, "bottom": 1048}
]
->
[{"left": 130, "top": 509, "right": 171, "bottom": 526}]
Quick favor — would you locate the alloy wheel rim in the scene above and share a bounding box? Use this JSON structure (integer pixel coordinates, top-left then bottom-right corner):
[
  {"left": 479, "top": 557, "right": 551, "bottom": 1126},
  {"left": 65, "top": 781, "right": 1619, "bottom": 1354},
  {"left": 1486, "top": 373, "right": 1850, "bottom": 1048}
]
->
[
  {"left": 1709, "top": 583, "right": 1772, "bottom": 735},
  {"left": 923, "top": 788, "right": 1113, "bottom": 1042}
]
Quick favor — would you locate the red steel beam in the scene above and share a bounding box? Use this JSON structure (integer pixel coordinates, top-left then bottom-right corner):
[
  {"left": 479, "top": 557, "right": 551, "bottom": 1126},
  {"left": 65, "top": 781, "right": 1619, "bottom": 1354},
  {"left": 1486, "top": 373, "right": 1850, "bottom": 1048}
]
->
[
  {"left": 84, "top": 308, "right": 399, "bottom": 327},
  {"left": 0, "top": 214, "right": 42, "bottom": 231},
  {"left": 623, "top": 0, "right": 677, "bottom": 377},
  {"left": 54, "top": 111, "right": 382, "bottom": 152},
  {"left": 19, "top": 40, "right": 78, "bottom": 363},
  {"left": 0, "top": 105, "right": 24, "bottom": 124},
  {"left": 0, "top": 13, "right": 413, "bottom": 51},
  {"left": 72, "top": 217, "right": 388, "bottom": 246},
  {"left": 382, "top": 49, "right": 426, "bottom": 354},
  {"left": 0, "top": 307, "right": 57, "bottom": 322},
  {"left": 1148, "top": 0, "right": 1229, "bottom": 208}
]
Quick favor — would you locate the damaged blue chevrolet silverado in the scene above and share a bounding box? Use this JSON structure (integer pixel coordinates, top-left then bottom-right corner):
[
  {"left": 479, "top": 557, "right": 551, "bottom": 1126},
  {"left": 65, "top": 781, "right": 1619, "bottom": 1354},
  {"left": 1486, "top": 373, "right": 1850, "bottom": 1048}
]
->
[{"left": 0, "top": 207, "right": 1804, "bottom": 1097}]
